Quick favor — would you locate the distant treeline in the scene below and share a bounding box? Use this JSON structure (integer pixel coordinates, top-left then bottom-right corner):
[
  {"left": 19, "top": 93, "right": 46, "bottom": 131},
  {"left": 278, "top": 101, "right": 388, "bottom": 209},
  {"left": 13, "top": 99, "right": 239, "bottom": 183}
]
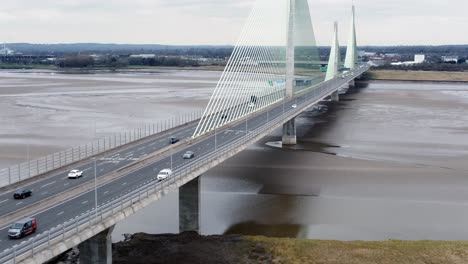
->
[
  {"left": 57, "top": 55, "right": 201, "bottom": 68},
  {"left": 7, "top": 43, "right": 468, "bottom": 57},
  {"left": 6, "top": 43, "right": 233, "bottom": 59}
]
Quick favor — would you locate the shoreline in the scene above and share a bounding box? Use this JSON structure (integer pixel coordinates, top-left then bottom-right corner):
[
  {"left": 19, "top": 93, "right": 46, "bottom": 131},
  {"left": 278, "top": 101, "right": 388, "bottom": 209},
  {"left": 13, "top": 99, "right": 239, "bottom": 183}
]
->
[
  {"left": 47, "top": 232, "right": 468, "bottom": 264},
  {"left": 367, "top": 70, "right": 468, "bottom": 83},
  {"left": 2, "top": 66, "right": 468, "bottom": 83}
]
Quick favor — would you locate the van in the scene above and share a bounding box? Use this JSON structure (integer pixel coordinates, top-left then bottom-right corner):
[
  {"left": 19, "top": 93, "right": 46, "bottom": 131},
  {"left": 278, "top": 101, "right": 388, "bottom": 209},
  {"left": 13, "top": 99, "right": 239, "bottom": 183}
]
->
[{"left": 8, "top": 217, "right": 37, "bottom": 239}]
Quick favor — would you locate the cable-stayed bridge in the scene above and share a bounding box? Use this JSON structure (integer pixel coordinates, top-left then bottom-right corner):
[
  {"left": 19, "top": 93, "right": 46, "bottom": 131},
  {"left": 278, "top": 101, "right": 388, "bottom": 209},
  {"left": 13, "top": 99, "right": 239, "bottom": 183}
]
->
[{"left": 0, "top": 0, "right": 369, "bottom": 263}]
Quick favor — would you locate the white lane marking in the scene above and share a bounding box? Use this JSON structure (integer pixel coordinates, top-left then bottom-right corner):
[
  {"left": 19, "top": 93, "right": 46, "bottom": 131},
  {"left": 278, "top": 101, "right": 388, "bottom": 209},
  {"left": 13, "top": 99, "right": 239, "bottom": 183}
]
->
[
  {"left": 103, "top": 191, "right": 109, "bottom": 195},
  {"left": 41, "top": 181, "right": 56, "bottom": 188},
  {"left": 16, "top": 202, "right": 23, "bottom": 205},
  {"left": 0, "top": 199, "right": 8, "bottom": 204},
  {"left": 64, "top": 183, "right": 69, "bottom": 186},
  {"left": 137, "top": 147, "right": 145, "bottom": 151},
  {"left": 41, "top": 192, "right": 48, "bottom": 195},
  {"left": 57, "top": 212, "right": 64, "bottom": 216},
  {"left": 122, "top": 182, "right": 127, "bottom": 186},
  {"left": 82, "top": 200, "right": 88, "bottom": 204}
]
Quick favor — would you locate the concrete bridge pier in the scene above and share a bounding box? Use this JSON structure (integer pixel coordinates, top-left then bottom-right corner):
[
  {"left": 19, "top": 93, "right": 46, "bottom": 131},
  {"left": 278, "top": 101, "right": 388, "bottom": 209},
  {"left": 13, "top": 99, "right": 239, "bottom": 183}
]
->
[
  {"left": 79, "top": 225, "right": 115, "bottom": 264},
  {"left": 282, "top": 118, "right": 297, "bottom": 145},
  {"left": 179, "top": 176, "right": 200, "bottom": 233},
  {"left": 331, "top": 91, "right": 340, "bottom": 102},
  {"left": 348, "top": 79, "right": 355, "bottom": 87}
]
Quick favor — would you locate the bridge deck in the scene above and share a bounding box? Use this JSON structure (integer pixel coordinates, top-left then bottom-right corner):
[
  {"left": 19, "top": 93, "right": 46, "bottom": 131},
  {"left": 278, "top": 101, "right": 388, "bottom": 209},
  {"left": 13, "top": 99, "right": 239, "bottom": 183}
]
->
[{"left": 0, "top": 65, "right": 369, "bottom": 263}]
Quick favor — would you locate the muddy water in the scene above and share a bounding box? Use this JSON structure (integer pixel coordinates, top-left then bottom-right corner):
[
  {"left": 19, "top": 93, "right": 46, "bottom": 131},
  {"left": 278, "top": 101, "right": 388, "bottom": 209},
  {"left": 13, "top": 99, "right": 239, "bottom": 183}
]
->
[
  {"left": 114, "top": 80, "right": 468, "bottom": 241},
  {"left": 1, "top": 70, "right": 468, "bottom": 241}
]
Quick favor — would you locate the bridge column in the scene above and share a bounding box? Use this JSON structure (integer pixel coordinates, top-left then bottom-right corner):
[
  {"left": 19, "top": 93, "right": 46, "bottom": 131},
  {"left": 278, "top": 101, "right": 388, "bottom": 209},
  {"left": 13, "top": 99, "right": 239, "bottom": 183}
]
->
[
  {"left": 331, "top": 91, "right": 339, "bottom": 102},
  {"left": 179, "top": 176, "right": 200, "bottom": 233},
  {"left": 79, "top": 225, "right": 114, "bottom": 264},
  {"left": 282, "top": 118, "right": 297, "bottom": 145},
  {"left": 348, "top": 79, "right": 355, "bottom": 87}
]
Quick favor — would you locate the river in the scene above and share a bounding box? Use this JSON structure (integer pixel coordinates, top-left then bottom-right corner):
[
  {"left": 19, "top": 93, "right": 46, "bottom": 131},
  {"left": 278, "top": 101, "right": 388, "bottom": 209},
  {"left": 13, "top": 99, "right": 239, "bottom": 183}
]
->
[{"left": 1, "top": 70, "right": 468, "bottom": 241}]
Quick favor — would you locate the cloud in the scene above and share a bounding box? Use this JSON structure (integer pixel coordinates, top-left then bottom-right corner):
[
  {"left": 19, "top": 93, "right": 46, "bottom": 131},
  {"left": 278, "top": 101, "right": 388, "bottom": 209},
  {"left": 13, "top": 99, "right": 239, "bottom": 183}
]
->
[{"left": 0, "top": 0, "right": 467, "bottom": 45}]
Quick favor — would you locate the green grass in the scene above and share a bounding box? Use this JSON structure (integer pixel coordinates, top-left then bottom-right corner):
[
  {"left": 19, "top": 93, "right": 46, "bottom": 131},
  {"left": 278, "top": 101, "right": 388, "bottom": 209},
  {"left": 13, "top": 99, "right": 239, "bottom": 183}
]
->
[{"left": 245, "top": 237, "right": 468, "bottom": 264}]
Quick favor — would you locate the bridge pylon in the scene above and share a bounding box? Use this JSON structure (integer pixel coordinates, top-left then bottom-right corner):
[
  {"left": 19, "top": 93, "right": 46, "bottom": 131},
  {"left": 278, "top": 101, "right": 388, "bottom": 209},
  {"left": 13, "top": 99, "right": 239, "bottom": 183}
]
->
[
  {"left": 344, "top": 5, "right": 358, "bottom": 70},
  {"left": 326, "top": 22, "right": 341, "bottom": 81}
]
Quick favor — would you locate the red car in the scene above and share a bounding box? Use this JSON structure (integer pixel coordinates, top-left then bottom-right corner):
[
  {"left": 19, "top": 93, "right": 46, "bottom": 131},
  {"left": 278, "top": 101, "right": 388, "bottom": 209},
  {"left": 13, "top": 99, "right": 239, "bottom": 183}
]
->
[{"left": 8, "top": 217, "right": 37, "bottom": 239}]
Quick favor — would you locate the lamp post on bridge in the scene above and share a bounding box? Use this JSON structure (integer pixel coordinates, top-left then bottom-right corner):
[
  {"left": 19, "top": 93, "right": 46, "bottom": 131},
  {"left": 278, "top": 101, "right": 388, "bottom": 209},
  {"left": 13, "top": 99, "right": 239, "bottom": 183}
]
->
[
  {"left": 170, "top": 147, "right": 173, "bottom": 171},
  {"left": 93, "top": 157, "right": 98, "bottom": 221}
]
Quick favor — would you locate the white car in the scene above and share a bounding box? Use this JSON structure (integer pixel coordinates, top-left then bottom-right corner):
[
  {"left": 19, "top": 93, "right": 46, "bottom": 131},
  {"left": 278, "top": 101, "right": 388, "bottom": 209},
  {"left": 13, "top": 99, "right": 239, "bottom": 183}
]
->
[
  {"left": 68, "top": 169, "right": 83, "bottom": 179},
  {"left": 157, "top": 169, "right": 172, "bottom": 181},
  {"left": 292, "top": 104, "right": 297, "bottom": 109}
]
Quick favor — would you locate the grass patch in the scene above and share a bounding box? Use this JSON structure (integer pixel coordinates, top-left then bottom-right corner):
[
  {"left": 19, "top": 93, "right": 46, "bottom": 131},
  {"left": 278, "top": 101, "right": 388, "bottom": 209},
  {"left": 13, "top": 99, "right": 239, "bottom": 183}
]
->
[
  {"left": 245, "top": 237, "right": 468, "bottom": 264},
  {"left": 368, "top": 70, "right": 468, "bottom": 82}
]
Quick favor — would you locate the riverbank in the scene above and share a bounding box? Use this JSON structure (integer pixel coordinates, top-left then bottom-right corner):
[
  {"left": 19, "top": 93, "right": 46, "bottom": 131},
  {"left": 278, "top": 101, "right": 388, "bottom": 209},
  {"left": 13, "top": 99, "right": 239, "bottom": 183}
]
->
[
  {"left": 367, "top": 70, "right": 468, "bottom": 82},
  {"left": 114, "top": 233, "right": 468, "bottom": 264},
  {"left": 48, "top": 232, "right": 468, "bottom": 264}
]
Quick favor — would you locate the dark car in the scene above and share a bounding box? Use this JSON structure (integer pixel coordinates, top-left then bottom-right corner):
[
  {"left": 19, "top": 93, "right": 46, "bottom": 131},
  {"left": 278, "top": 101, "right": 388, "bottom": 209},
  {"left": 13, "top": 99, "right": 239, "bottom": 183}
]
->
[
  {"left": 169, "top": 136, "right": 179, "bottom": 144},
  {"left": 13, "top": 189, "right": 32, "bottom": 199},
  {"left": 8, "top": 217, "right": 37, "bottom": 239}
]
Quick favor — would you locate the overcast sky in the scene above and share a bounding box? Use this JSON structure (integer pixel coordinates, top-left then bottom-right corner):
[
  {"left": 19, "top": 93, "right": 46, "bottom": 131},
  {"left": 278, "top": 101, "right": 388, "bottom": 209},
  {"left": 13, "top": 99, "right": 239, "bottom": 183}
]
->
[{"left": 1, "top": 0, "right": 467, "bottom": 46}]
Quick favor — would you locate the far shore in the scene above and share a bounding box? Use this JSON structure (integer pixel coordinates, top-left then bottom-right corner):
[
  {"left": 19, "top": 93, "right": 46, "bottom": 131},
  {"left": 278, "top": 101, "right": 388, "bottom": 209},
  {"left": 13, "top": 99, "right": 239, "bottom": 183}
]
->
[
  {"left": 3, "top": 65, "right": 468, "bottom": 83},
  {"left": 367, "top": 70, "right": 468, "bottom": 83}
]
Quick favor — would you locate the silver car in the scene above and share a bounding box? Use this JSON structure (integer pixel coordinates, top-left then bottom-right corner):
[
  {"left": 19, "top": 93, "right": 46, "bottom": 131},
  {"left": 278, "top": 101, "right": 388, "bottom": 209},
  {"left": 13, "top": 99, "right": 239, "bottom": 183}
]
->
[{"left": 183, "top": 151, "right": 195, "bottom": 159}]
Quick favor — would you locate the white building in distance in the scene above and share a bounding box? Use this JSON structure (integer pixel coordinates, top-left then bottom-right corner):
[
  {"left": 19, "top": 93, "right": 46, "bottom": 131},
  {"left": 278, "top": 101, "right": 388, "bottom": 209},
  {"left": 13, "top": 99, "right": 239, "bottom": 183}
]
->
[{"left": 391, "top": 54, "right": 425, "bottom": 66}]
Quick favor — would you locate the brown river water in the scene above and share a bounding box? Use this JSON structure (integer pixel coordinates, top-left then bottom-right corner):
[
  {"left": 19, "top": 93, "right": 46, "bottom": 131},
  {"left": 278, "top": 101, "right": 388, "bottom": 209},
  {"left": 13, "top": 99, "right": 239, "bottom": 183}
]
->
[{"left": 1, "top": 70, "right": 468, "bottom": 241}]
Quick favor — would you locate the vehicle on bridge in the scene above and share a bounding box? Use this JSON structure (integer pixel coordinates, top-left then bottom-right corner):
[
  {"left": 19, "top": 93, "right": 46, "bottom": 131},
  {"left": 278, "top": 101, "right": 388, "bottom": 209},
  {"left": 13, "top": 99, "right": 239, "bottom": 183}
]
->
[
  {"left": 169, "top": 136, "right": 179, "bottom": 144},
  {"left": 157, "top": 169, "right": 172, "bottom": 181},
  {"left": 13, "top": 189, "right": 32, "bottom": 199},
  {"left": 68, "top": 169, "right": 83, "bottom": 179},
  {"left": 183, "top": 151, "right": 195, "bottom": 159},
  {"left": 8, "top": 217, "right": 37, "bottom": 239}
]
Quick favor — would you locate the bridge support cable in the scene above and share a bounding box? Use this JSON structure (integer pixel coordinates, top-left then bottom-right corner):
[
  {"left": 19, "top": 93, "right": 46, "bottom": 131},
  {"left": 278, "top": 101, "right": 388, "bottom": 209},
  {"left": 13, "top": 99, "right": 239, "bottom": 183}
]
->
[
  {"left": 344, "top": 5, "right": 358, "bottom": 70},
  {"left": 192, "top": 0, "right": 288, "bottom": 138}
]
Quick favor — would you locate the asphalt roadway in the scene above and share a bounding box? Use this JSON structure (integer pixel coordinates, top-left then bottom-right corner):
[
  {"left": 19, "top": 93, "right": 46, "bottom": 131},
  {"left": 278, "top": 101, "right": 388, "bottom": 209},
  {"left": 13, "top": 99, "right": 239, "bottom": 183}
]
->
[{"left": 0, "top": 67, "right": 367, "bottom": 253}]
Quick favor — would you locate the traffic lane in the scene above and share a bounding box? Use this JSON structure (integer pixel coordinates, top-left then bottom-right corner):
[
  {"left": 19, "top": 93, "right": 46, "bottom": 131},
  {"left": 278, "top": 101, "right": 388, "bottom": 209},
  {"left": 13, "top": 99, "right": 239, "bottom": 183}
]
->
[
  {"left": 0, "top": 124, "right": 197, "bottom": 214},
  {"left": 0, "top": 100, "right": 289, "bottom": 251},
  {"left": 0, "top": 117, "right": 249, "bottom": 246}
]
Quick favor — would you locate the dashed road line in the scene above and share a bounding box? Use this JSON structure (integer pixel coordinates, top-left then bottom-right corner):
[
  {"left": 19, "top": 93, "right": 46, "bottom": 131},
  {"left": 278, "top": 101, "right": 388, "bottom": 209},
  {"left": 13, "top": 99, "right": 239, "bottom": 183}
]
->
[
  {"left": 41, "top": 181, "right": 56, "bottom": 188},
  {"left": 82, "top": 200, "right": 88, "bottom": 204},
  {"left": 16, "top": 202, "right": 23, "bottom": 206},
  {"left": 57, "top": 212, "right": 64, "bottom": 216},
  {"left": 0, "top": 199, "right": 8, "bottom": 204}
]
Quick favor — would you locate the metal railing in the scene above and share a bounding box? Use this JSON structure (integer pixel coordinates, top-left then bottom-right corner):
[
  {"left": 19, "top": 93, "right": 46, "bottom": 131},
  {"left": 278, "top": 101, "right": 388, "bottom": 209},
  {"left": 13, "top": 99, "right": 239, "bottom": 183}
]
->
[
  {"left": 0, "top": 110, "right": 205, "bottom": 188},
  {"left": 0, "top": 65, "right": 369, "bottom": 264}
]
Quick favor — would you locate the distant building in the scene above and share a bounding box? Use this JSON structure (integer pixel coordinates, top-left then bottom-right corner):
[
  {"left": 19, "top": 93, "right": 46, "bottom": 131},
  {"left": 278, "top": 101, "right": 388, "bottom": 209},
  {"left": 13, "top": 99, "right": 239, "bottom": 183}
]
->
[
  {"left": 129, "top": 54, "right": 156, "bottom": 59},
  {"left": 0, "top": 44, "right": 14, "bottom": 56},
  {"left": 391, "top": 54, "right": 425, "bottom": 66},
  {"left": 441, "top": 56, "right": 459, "bottom": 63},
  {"left": 414, "top": 54, "right": 425, "bottom": 63}
]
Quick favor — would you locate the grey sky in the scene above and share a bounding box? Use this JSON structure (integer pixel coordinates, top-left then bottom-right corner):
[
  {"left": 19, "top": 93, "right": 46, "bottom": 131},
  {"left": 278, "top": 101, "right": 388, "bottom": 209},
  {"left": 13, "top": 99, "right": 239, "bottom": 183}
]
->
[{"left": 1, "top": 0, "right": 467, "bottom": 46}]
